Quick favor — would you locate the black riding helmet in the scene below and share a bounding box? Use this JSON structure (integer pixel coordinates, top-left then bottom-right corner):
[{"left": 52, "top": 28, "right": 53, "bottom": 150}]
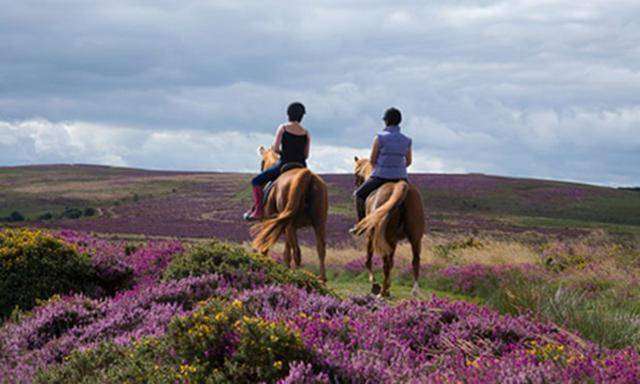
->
[
  {"left": 287, "top": 102, "right": 306, "bottom": 122},
  {"left": 383, "top": 107, "right": 402, "bottom": 126}
]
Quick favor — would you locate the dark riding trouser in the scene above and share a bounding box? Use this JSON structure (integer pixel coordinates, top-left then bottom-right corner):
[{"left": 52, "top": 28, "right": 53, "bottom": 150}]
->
[{"left": 353, "top": 176, "right": 405, "bottom": 222}]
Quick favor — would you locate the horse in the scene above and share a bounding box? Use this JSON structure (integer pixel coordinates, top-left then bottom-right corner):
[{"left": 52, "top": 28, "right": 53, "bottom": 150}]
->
[
  {"left": 351, "top": 157, "right": 425, "bottom": 297},
  {"left": 251, "top": 146, "right": 329, "bottom": 282}
]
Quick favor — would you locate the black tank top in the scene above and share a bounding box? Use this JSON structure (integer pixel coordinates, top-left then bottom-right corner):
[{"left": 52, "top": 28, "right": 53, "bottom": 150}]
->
[{"left": 281, "top": 130, "right": 308, "bottom": 164}]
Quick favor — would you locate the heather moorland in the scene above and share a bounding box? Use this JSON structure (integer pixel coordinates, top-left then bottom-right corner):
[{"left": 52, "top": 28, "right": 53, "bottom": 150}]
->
[{"left": 1, "top": 165, "right": 640, "bottom": 383}]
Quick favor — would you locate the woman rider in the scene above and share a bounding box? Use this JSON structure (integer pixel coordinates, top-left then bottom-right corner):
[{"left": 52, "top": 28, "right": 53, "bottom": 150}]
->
[
  {"left": 243, "top": 102, "right": 310, "bottom": 221},
  {"left": 351, "top": 107, "right": 412, "bottom": 229}
]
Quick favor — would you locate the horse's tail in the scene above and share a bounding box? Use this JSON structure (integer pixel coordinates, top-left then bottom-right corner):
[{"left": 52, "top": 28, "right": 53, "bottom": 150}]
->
[
  {"left": 352, "top": 181, "right": 409, "bottom": 255},
  {"left": 252, "top": 169, "right": 313, "bottom": 253}
]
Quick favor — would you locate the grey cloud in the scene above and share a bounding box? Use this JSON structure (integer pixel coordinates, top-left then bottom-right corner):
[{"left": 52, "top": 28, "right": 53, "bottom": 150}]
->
[{"left": 1, "top": 1, "right": 639, "bottom": 184}]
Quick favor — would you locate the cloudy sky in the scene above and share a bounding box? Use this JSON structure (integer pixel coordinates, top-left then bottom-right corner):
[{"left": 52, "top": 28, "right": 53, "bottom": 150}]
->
[{"left": 1, "top": 1, "right": 639, "bottom": 185}]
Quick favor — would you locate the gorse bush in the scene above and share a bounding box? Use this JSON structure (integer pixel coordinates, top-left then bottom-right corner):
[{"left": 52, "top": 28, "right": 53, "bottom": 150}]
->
[
  {"left": 0, "top": 229, "right": 94, "bottom": 318},
  {"left": 36, "top": 298, "right": 311, "bottom": 384},
  {"left": 163, "top": 241, "right": 329, "bottom": 295}
]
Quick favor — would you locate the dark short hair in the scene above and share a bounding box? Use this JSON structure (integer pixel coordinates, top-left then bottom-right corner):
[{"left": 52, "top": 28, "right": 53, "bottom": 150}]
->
[
  {"left": 383, "top": 107, "right": 402, "bottom": 126},
  {"left": 287, "top": 102, "right": 306, "bottom": 122}
]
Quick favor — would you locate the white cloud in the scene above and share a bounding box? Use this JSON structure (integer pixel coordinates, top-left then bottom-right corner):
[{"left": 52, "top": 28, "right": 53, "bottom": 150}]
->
[{"left": 1, "top": 1, "right": 640, "bottom": 184}]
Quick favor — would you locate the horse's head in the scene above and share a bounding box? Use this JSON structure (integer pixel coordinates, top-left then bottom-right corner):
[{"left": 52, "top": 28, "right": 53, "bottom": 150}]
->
[
  {"left": 353, "top": 156, "right": 373, "bottom": 187},
  {"left": 258, "top": 146, "right": 280, "bottom": 171}
]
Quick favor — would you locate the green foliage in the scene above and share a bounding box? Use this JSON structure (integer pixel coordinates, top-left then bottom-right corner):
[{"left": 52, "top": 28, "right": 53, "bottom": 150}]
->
[
  {"left": 486, "top": 275, "right": 640, "bottom": 350},
  {"left": 34, "top": 339, "right": 174, "bottom": 384},
  {"left": 37, "top": 298, "right": 310, "bottom": 384},
  {"left": 163, "top": 241, "right": 329, "bottom": 295},
  {"left": 83, "top": 207, "right": 97, "bottom": 217},
  {"left": 170, "top": 298, "right": 309, "bottom": 383},
  {"left": 7, "top": 211, "right": 25, "bottom": 222},
  {"left": 62, "top": 207, "right": 83, "bottom": 219},
  {"left": 433, "top": 237, "right": 482, "bottom": 263},
  {"left": 38, "top": 212, "right": 54, "bottom": 220},
  {"left": 0, "top": 229, "right": 94, "bottom": 318}
]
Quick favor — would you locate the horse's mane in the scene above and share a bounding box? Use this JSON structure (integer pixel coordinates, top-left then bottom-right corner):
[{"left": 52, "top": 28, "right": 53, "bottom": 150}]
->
[{"left": 355, "top": 158, "right": 373, "bottom": 180}]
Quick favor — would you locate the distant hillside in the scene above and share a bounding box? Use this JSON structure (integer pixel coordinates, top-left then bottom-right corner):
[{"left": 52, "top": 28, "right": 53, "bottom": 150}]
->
[{"left": 1, "top": 164, "right": 639, "bottom": 240}]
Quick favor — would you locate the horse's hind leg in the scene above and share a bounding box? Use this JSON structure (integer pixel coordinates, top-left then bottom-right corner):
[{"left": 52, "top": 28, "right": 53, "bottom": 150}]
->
[
  {"left": 366, "top": 237, "right": 374, "bottom": 283},
  {"left": 381, "top": 247, "right": 395, "bottom": 298},
  {"left": 313, "top": 224, "right": 327, "bottom": 283},
  {"left": 283, "top": 240, "right": 292, "bottom": 268},
  {"left": 286, "top": 225, "right": 302, "bottom": 268},
  {"left": 365, "top": 237, "right": 381, "bottom": 295},
  {"left": 410, "top": 236, "right": 422, "bottom": 296},
  {"left": 284, "top": 225, "right": 296, "bottom": 269}
]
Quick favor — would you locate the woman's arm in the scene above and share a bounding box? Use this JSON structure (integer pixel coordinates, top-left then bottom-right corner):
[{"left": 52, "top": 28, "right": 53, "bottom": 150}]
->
[
  {"left": 304, "top": 131, "right": 311, "bottom": 159},
  {"left": 369, "top": 136, "right": 380, "bottom": 165},
  {"left": 271, "top": 125, "right": 285, "bottom": 154},
  {"left": 405, "top": 143, "right": 413, "bottom": 168}
]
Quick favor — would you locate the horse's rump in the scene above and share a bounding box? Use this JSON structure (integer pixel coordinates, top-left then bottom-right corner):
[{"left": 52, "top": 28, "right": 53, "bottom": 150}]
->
[
  {"left": 352, "top": 180, "right": 409, "bottom": 255},
  {"left": 251, "top": 168, "right": 313, "bottom": 253}
]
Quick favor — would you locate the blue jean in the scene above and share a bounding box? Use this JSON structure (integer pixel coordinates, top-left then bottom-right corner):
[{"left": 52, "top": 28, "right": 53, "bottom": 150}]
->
[{"left": 252, "top": 160, "right": 283, "bottom": 186}]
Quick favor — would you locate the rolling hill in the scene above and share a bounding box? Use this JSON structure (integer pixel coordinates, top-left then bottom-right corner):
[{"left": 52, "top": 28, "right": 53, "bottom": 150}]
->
[{"left": 1, "top": 164, "right": 639, "bottom": 242}]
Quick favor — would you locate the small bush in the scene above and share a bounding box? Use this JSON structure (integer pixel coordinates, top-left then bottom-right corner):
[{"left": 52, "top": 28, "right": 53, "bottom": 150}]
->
[
  {"left": 163, "top": 241, "right": 329, "bottom": 294},
  {"left": 37, "top": 298, "right": 311, "bottom": 384},
  {"left": 0, "top": 229, "right": 95, "bottom": 317},
  {"left": 38, "top": 212, "right": 54, "bottom": 220},
  {"left": 62, "top": 207, "right": 83, "bottom": 219},
  {"left": 83, "top": 207, "right": 96, "bottom": 217},
  {"left": 7, "top": 211, "right": 25, "bottom": 222}
]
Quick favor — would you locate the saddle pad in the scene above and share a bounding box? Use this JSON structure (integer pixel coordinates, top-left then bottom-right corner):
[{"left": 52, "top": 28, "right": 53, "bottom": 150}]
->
[{"left": 280, "top": 162, "right": 305, "bottom": 173}]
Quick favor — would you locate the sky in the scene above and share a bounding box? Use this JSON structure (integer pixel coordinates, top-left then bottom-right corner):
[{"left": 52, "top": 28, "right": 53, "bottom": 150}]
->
[{"left": 1, "top": 1, "right": 639, "bottom": 186}]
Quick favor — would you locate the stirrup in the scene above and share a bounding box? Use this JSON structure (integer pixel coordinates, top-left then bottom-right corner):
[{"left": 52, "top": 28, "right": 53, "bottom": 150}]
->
[{"left": 243, "top": 209, "right": 261, "bottom": 221}]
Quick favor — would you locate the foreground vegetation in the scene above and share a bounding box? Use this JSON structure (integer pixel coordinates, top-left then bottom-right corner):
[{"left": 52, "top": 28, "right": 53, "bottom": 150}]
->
[{"left": 1, "top": 229, "right": 640, "bottom": 383}]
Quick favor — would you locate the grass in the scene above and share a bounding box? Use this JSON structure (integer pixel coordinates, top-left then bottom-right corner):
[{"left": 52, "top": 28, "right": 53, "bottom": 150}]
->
[
  {"left": 514, "top": 215, "right": 640, "bottom": 235},
  {"left": 328, "top": 274, "right": 479, "bottom": 303}
]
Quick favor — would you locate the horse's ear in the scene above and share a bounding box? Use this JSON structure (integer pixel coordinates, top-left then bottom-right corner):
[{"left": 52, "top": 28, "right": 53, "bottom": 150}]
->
[
  {"left": 258, "top": 146, "right": 266, "bottom": 156},
  {"left": 354, "top": 156, "right": 359, "bottom": 162}
]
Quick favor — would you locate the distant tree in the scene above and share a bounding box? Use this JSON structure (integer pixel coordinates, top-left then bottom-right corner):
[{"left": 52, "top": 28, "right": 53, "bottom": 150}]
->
[
  {"left": 83, "top": 207, "right": 96, "bottom": 217},
  {"left": 38, "top": 212, "right": 54, "bottom": 220},
  {"left": 62, "top": 208, "right": 83, "bottom": 219},
  {"left": 133, "top": 193, "right": 140, "bottom": 202},
  {"left": 8, "top": 211, "right": 25, "bottom": 222}
]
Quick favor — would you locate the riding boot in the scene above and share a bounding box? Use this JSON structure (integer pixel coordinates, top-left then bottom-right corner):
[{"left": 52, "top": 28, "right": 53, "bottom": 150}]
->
[
  {"left": 355, "top": 197, "right": 366, "bottom": 222},
  {"left": 243, "top": 186, "right": 264, "bottom": 221},
  {"left": 348, "top": 197, "right": 366, "bottom": 234}
]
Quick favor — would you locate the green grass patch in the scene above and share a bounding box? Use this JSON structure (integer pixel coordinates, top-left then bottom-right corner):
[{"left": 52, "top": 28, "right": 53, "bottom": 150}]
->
[{"left": 514, "top": 215, "right": 640, "bottom": 235}]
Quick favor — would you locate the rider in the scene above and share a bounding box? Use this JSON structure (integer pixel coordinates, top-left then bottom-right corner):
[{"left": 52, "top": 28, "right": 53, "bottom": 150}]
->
[
  {"left": 243, "top": 102, "right": 310, "bottom": 221},
  {"left": 351, "top": 107, "right": 412, "bottom": 228}
]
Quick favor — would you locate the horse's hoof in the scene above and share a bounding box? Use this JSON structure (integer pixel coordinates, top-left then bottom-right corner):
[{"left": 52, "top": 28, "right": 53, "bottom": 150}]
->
[
  {"left": 411, "top": 283, "right": 420, "bottom": 297},
  {"left": 371, "top": 283, "right": 381, "bottom": 295}
]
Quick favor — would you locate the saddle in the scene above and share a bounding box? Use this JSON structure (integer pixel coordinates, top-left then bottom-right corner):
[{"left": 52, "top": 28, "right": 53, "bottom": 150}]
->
[{"left": 261, "top": 162, "right": 307, "bottom": 206}]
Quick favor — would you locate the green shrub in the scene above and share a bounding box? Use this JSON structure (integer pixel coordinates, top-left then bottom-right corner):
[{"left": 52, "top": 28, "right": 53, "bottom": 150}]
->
[
  {"left": 62, "top": 207, "right": 83, "bottom": 219},
  {"left": 38, "top": 212, "right": 54, "bottom": 220},
  {"left": 163, "top": 241, "right": 329, "bottom": 295},
  {"left": 34, "top": 339, "right": 174, "bottom": 384},
  {"left": 0, "top": 229, "right": 95, "bottom": 317},
  {"left": 37, "top": 298, "right": 311, "bottom": 384},
  {"left": 83, "top": 207, "right": 96, "bottom": 217},
  {"left": 7, "top": 211, "right": 25, "bottom": 222},
  {"left": 170, "top": 298, "right": 310, "bottom": 382}
]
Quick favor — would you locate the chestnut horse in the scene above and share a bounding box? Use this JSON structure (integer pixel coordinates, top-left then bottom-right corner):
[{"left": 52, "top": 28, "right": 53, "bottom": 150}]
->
[
  {"left": 352, "top": 157, "right": 425, "bottom": 297},
  {"left": 251, "top": 146, "right": 328, "bottom": 282}
]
